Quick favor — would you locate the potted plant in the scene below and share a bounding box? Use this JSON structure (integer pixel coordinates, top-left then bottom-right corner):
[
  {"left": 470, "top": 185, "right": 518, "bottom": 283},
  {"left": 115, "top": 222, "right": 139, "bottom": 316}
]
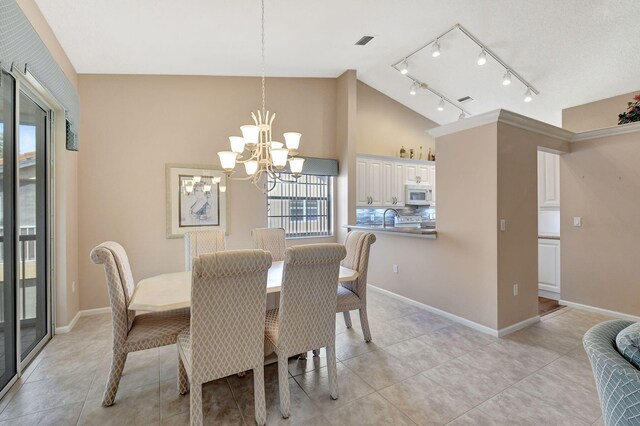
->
[{"left": 618, "top": 94, "right": 640, "bottom": 125}]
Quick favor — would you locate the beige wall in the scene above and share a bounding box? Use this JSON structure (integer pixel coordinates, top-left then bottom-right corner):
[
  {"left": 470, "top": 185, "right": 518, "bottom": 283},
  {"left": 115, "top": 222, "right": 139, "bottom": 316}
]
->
[
  {"left": 368, "top": 124, "right": 500, "bottom": 329},
  {"left": 78, "top": 75, "right": 337, "bottom": 310},
  {"left": 356, "top": 81, "right": 437, "bottom": 158},
  {"left": 561, "top": 128, "right": 640, "bottom": 317},
  {"left": 562, "top": 91, "right": 640, "bottom": 132},
  {"left": 19, "top": 0, "right": 80, "bottom": 326}
]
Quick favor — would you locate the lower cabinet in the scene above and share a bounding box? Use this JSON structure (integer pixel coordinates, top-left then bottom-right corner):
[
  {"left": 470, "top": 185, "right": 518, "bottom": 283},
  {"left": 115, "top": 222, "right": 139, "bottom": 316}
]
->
[{"left": 538, "top": 238, "right": 560, "bottom": 297}]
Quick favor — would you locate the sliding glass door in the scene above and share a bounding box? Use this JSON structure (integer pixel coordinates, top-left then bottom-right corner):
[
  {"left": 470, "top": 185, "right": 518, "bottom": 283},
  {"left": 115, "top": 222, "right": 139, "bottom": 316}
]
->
[
  {"left": 0, "top": 69, "right": 51, "bottom": 396},
  {"left": 18, "top": 91, "right": 48, "bottom": 361},
  {"left": 0, "top": 70, "right": 17, "bottom": 392}
]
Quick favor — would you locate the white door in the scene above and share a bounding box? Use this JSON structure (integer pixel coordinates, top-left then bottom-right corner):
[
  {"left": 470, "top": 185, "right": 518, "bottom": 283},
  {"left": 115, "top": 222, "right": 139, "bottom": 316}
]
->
[
  {"left": 429, "top": 165, "right": 436, "bottom": 205},
  {"left": 538, "top": 238, "right": 561, "bottom": 295},
  {"left": 417, "top": 165, "right": 430, "bottom": 185},
  {"left": 368, "top": 159, "right": 382, "bottom": 205},
  {"left": 382, "top": 161, "right": 395, "bottom": 206},
  {"left": 356, "top": 158, "right": 369, "bottom": 206},
  {"left": 394, "top": 162, "right": 405, "bottom": 205},
  {"left": 404, "top": 164, "right": 418, "bottom": 184},
  {"left": 538, "top": 152, "right": 560, "bottom": 210}
]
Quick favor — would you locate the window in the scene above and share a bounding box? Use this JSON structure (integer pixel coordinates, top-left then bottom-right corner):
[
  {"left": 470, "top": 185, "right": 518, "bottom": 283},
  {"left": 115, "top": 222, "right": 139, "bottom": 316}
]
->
[{"left": 267, "top": 173, "right": 332, "bottom": 238}]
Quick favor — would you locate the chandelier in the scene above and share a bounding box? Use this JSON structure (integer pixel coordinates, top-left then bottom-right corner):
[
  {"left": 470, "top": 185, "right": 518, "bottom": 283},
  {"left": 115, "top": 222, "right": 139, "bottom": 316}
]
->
[{"left": 217, "top": 0, "right": 304, "bottom": 193}]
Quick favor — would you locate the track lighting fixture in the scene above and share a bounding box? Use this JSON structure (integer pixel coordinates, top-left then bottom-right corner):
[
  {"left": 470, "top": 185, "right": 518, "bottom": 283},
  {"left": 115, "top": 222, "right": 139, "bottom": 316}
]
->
[
  {"left": 431, "top": 39, "right": 441, "bottom": 57},
  {"left": 502, "top": 70, "right": 512, "bottom": 86},
  {"left": 399, "top": 60, "right": 409, "bottom": 75},
  {"left": 409, "top": 82, "right": 419, "bottom": 95},
  {"left": 437, "top": 98, "right": 445, "bottom": 111},
  {"left": 477, "top": 49, "right": 487, "bottom": 66},
  {"left": 524, "top": 88, "right": 533, "bottom": 102},
  {"left": 458, "top": 111, "right": 466, "bottom": 120}
]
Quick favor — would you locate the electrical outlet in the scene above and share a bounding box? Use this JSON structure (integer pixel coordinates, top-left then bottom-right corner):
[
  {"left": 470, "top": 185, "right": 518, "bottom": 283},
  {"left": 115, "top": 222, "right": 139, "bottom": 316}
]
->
[
  {"left": 500, "top": 219, "right": 506, "bottom": 232},
  {"left": 393, "top": 264, "right": 398, "bottom": 273},
  {"left": 573, "top": 217, "right": 582, "bottom": 227},
  {"left": 513, "top": 284, "right": 518, "bottom": 296},
  {"left": 72, "top": 281, "right": 76, "bottom": 293},
  {"left": 370, "top": 214, "right": 375, "bottom": 222}
]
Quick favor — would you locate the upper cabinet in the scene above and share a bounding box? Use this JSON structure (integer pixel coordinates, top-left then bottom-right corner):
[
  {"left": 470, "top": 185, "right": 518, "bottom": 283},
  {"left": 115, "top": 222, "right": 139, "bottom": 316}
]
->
[
  {"left": 356, "top": 154, "right": 435, "bottom": 207},
  {"left": 538, "top": 151, "right": 560, "bottom": 210}
]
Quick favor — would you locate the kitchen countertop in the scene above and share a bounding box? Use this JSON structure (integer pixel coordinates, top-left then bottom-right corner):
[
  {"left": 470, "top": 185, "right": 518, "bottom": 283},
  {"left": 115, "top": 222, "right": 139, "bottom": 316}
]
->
[{"left": 345, "top": 224, "right": 437, "bottom": 239}]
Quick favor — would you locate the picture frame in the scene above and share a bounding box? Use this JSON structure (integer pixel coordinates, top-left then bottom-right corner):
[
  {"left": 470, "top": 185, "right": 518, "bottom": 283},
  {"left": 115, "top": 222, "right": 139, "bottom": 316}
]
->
[{"left": 166, "top": 164, "right": 228, "bottom": 239}]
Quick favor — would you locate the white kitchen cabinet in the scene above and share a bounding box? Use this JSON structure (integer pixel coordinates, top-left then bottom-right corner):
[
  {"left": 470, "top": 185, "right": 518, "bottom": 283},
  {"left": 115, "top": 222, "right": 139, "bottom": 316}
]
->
[
  {"left": 356, "top": 154, "right": 434, "bottom": 207},
  {"left": 538, "top": 238, "right": 560, "bottom": 296},
  {"left": 538, "top": 151, "right": 560, "bottom": 210},
  {"left": 429, "top": 165, "right": 436, "bottom": 206}
]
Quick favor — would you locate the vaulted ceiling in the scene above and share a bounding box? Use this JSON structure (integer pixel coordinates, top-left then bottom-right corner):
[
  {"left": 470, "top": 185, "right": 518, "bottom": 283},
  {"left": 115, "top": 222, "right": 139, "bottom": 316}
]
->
[{"left": 35, "top": 0, "right": 640, "bottom": 126}]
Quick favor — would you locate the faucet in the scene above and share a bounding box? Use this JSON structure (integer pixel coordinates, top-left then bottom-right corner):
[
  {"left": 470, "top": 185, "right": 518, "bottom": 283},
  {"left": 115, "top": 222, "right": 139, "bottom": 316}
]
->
[{"left": 383, "top": 208, "right": 399, "bottom": 228}]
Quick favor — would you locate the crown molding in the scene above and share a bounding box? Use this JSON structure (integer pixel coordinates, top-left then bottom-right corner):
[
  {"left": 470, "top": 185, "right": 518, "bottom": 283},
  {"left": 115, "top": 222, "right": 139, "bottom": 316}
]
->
[
  {"left": 429, "top": 109, "right": 574, "bottom": 141},
  {"left": 571, "top": 121, "right": 640, "bottom": 142}
]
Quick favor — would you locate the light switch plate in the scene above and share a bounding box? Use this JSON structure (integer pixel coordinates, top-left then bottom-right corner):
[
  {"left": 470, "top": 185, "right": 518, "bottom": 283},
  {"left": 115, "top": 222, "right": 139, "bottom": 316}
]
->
[
  {"left": 500, "top": 219, "right": 506, "bottom": 232},
  {"left": 573, "top": 217, "right": 582, "bottom": 227}
]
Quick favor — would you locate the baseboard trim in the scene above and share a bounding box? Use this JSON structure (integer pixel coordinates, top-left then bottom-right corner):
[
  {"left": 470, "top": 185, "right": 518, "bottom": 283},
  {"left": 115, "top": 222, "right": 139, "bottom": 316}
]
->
[
  {"left": 538, "top": 289, "right": 560, "bottom": 301},
  {"left": 559, "top": 299, "right": 640, "bottom": 322},
  {"left": 368, "top": 285, "right": 501, "bottom": 337},
  {"left": 496, "top": 315, "right": 541, "bottom": 337},
  {"left": 55, "top": 307, "right": 111, "bottom": 334}
]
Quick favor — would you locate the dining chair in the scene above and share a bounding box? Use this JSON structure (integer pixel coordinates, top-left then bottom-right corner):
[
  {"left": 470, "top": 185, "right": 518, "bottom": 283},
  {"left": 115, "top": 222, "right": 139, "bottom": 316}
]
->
[
  {"left": 336, "top": 231, "right": 377, "bottom": 342},
  {"left": 90, "top": 241, "right": 190, "bottom": 407},
  {"left": 264, "top": 244, "right": 346, "bottom": 418},
  {"left": 176, "top": 249, "right": 272, "bottom": 426},
  {"left": 184, "top": 229, "right": 226, "bottom": 271},
  {"left": 252, "top": 227, "right": 286, "bottom": 261}
]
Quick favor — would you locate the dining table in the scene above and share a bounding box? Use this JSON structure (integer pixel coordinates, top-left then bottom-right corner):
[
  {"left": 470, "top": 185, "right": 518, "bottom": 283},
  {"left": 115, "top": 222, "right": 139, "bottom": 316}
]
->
[{"left": 129, "top": 260, "right": 359, "bottom": 312}]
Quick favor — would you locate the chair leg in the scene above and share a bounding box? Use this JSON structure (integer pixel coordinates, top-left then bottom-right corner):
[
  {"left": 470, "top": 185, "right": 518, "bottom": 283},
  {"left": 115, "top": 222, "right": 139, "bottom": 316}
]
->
[
  {"left": 277, "top": 354, "right": 291, "bottom": 418},
  {"left": 177, "top": 356, "right": 189, "bottom": 395},
  {"left": 102, "top": 352, "right": 127, "bottom": 406},
  {"left": 359, "top": 307, "right": 372, "bottom": 342},
  {"left": 343, "top": 311, "right": 352, "bottom": 328},
  {"left": 190, "top": 382, "right": 203, "bottom": 426},
  {"left": 326, "top": 344, "right": 339, "bottom": 400},
  {"left": 312, "top": 349, "right": 321, "bottom": 357},
  {"left": 253, "top": 366, "right": 266, "bottom": 426}
]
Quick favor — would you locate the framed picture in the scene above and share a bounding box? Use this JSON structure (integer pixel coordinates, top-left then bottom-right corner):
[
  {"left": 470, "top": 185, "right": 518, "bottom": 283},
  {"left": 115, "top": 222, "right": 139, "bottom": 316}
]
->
[{"left": 166, "top": 164, "right": 228, "bottom": 238}]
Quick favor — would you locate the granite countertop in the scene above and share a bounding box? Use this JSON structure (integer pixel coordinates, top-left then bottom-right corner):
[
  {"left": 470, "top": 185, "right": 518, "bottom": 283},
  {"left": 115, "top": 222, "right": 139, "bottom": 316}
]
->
[{"left": 345, "top": 224, "right": 437, "bottom": 239}]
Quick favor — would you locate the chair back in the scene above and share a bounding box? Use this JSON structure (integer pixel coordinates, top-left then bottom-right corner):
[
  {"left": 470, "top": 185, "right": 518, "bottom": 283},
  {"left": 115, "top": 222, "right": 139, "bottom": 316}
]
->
[
  {"left": 184, "top": 230, "right": 226, "bottom": 271},
  {"left": 277, "top": 244, "right": 346, "bottom": 354},
  {"left": 190, "top": 249, "right": 272, "bottom": 379},
  {"left": 90, "top": 241, "right": 137, "bottom": 349},
  {"left": 341, "top": 232, "right": 376, "bottom": 298},
  {"left": 252, "top": 227, "right": 286, "bottom": 261},
  {"left": 583, "top": 320, "right": 640, "bottom": 426}
]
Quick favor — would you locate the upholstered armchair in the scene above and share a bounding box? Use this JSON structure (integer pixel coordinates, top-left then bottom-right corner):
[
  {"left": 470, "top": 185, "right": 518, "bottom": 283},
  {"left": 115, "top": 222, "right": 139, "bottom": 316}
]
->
[
  {"left": 90, "top": 241, "right": 190, "bottom": 407},
  {"left": 264, "top": 244, "right": 346, "bottom": 419},
  {"left": 184, "top": 229, "right": 226, "bottom": 271},
  {"left": 583, "top": 320, "right": 640, "bottom": 426},
  {"left": 337, "top": 231, "right": 376, "bottom": 342},
  {"left": 252, "top": 227, "right": 286, "bottom": 261},
  {"left": 177, "top": 250, "right": 272, "bottom": 426}
]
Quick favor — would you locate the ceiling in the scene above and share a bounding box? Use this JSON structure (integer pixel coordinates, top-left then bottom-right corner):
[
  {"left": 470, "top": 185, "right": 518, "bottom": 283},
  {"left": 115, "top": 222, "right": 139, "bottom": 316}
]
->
[{"left": 35, "top": 0, "right": 640, "bottom": 126}]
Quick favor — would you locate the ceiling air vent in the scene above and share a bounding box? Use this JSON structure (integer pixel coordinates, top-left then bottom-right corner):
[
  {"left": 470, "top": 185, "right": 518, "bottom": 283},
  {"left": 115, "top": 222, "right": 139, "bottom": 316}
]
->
[
  {"left": 355, "top": 36, "right": 374, "bottom": 46},
  {"left": 457, "top": 96, "right": 475, "bottom": 104}
]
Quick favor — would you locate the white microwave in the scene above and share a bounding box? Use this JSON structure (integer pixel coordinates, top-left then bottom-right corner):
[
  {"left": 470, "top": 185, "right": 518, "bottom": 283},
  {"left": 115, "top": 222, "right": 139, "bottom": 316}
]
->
[{"left": 405, "top": 184, "right": 432, "bottom": 206}]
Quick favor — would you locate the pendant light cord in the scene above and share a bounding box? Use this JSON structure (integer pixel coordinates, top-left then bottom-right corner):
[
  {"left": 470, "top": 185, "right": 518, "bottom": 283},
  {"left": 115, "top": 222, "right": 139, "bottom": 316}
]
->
[{"left": 261, "top": 0, "right": 266, "bottom": 118}]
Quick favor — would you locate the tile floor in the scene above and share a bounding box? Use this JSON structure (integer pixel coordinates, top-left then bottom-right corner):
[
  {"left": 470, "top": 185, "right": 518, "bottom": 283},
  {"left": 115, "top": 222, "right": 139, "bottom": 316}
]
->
[{"left": 0, "top": 290, "right": 611, "bottom": 425}]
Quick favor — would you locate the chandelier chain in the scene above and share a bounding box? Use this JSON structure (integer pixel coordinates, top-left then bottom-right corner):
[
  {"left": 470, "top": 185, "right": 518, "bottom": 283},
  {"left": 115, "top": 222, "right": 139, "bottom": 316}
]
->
[{"left": 261, "top": 0, "right": 266, "bottom": 118}]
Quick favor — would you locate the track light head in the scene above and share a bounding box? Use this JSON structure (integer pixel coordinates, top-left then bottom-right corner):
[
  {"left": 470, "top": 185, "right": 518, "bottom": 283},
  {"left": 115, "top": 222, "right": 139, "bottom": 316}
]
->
[
  {"left": 399, "top": 60, "right": 409, "bottom": 75},
  {"left": 477, "top": 49, "right": 487, "bottom": 66},
  {"left": 437, "top": 98, "right": 445, "bottom": 111},
  {"left": 431, "top": 40, "right": 441, "bottom": 57},
  {"left": 502, "top": 70, "right": 512, "bottom": 86},
  {"left": 524, "top": 88, "right": 533, "bottom": 102},
  {"left": 458, "top": 111, "right": 466, "bottom": 120},
  {"left": 409, "top": 82, "right": 419, "bottom": 95}
]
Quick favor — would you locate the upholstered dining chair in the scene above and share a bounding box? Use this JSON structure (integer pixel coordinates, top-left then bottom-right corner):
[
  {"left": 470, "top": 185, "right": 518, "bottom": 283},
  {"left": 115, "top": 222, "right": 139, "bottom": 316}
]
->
[
  {"left": 264, "top": 244, "right": 346, "bottom": 419},
  {"left": 90, "top": 241, "right": 190, "bottom": 407},
  {"left": 177, "top": 250, "right": 272, "bottom": 426},
  {"left": 337, "top": 231, "right": 376, "bottom": 342},
  {"left": 184, "top": 229, "right": 226, "bottom": 271},
  {"left": 252, "top": 227, "right": 286, "bottom": 261}
]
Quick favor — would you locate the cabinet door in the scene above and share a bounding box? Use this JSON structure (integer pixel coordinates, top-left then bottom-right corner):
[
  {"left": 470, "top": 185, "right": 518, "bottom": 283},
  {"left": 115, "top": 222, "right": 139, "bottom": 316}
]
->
[
  {"left": 356, "top": 158, "right": 369, "bottom": 206},
  {"left": 394, "top": 162, "right": 405, "bottom": 205},
  {"left": 382, "top": 161, "right": 395, "bottom": 206},
  {"left": 368, "top": 159, "right": 382, "bottom": 205},
  {"left": 404, "top": 164, "right": 418, "bottom": 184},
  {"left": 538, "top": 152, "right": 560, "bottom": 209},
  {"left": 538, "top": 239, "right": 561, "bottom": 293},
  {"left": 417, "top": 165, "right": 430, "bottom": 185},
  {"left": 429, "top": 165, "right": 436, "bottom": 205}
]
